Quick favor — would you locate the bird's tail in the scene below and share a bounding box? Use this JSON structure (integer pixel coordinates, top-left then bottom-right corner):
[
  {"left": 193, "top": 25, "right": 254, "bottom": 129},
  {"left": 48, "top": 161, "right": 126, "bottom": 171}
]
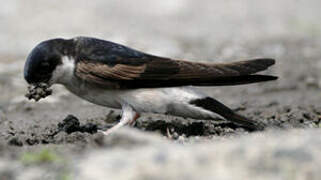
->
[
  {"left": 126, "top": 58, "right": 277, "bottom": 88},
  {"left": 190, "top": 97, "right": 265, "bottom": 131},
  {"left": 175, "top": 58, "right": 277, "bottom": 86}
]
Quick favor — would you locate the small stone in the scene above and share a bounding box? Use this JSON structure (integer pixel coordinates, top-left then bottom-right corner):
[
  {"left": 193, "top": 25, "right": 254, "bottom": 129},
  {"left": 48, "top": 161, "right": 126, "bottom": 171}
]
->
[{"left": 8, "top": 137, "right": 23, "bottom": 146}]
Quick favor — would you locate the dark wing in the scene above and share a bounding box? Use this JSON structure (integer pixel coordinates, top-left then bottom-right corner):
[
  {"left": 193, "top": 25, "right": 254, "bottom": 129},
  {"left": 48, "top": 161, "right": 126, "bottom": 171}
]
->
[{"left": 74, "top": 37, "right": 277, "bottom": 89}]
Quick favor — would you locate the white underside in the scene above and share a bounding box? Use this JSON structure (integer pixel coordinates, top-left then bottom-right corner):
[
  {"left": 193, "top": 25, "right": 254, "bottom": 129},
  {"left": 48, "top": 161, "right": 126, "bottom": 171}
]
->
[
  {"left": 65, "top": 78, "right": 216, "bottom": 119},
  {"left": 51, "top": 56, "right": 217, "bottom": 120}
]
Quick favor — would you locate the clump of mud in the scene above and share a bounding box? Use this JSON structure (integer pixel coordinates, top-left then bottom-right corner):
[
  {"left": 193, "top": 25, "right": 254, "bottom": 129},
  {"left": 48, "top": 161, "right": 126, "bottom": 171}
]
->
[
  {"left": 25, "top": 83, "right": 52, "bottom": 101},
  {"left": 57, "top": 115, "right": 98, "bottom": 134}
]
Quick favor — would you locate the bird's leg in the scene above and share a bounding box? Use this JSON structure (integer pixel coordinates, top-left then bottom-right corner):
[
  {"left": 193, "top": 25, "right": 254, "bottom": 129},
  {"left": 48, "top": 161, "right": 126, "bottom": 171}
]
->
[
  {"left": 99, "top": 104, "right": 137, "bottom": 135},
  {"left": 129, "top": 113, "right": 140, "bottom": 126}
]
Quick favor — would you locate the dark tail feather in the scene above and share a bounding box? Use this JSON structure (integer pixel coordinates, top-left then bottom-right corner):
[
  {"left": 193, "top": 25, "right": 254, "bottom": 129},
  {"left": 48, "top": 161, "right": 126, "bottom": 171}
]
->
[
  {"left": 190, "top": 97, "right": 265, "bottom": 131},
  {"left": 221, "top": 58, "right": 276, "bottom": 75},
  {"left": 121, "top": 58, "right": 277, "bottom": 89},
  {"left": 124, "top": 75, "right": 277, "bottom": 88},
  {"left": 189, "top": 74, "right": 278, "bottom": 86}
]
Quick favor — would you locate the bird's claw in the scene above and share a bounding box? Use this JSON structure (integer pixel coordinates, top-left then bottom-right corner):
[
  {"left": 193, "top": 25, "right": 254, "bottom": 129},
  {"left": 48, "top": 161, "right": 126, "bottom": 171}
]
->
[{"left": 98, "top": 130, "right": 111, "bottom": 136}]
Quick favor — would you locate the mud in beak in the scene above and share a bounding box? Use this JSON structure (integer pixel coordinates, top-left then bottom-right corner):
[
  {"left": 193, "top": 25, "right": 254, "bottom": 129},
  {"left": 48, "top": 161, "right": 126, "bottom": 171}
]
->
[{"left": 25, "top": 82, "right": 53, "bottom": 102}]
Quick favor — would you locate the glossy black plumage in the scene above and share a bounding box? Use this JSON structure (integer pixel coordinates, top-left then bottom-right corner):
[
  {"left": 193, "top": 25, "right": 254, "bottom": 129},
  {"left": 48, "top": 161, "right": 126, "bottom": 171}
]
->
[
  {"left": 24, "top": 36, "right": 277, "bottom": 89},
  {"left": 24, "top": 38, "right": 74, "bottom": 84}
]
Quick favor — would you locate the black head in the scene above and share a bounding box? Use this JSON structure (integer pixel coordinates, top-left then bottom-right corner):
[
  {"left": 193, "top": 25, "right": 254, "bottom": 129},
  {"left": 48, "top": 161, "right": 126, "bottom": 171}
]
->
[{"left": 24, "top": 38, "right": 74, "bottom": 85}]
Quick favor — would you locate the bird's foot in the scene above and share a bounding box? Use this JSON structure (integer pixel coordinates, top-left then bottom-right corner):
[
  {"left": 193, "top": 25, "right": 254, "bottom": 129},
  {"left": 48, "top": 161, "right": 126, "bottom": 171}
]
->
[
  {"left": 98, "top": 129, "right": 112, "bottom": 136},
  {"left": 99, "top": 105, "right": 140, "bottom": 135},
  {"left": 98, "top": 120, "right": 127, "bottom": 135}
]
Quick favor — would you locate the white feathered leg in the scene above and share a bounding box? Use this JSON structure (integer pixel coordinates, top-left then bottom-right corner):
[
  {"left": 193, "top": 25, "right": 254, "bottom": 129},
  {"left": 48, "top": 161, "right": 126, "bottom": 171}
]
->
[{"left": 99, "top": 104, "right": 139, "bottom": 135}]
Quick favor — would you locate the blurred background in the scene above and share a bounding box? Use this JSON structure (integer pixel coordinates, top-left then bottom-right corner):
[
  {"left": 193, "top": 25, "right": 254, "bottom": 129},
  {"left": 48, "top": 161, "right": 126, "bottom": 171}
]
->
[
  {"left": 1, "top": 0, "right": 321, "bottom": 105},
  {"left": 1, "top": 0, "right": 320, "bottom": 54},
  {"left": 1, "top": 1, "right": 321, "bottom": 179}
]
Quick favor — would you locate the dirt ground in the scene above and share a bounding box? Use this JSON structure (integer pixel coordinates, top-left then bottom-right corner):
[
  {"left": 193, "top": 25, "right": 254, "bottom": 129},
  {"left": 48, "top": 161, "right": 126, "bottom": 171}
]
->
[
  {"left": 0, "top": 1, "right": 321, "bottom": 179},
  {"left": 1, "top": 37, "right": 320, "bottom": 151}
]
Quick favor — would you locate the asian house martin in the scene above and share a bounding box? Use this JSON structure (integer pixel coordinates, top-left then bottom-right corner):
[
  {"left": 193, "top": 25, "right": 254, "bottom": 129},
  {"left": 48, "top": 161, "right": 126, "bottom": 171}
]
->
[{"left": 24, "top": 37, "right": 277, "bottom": 135}]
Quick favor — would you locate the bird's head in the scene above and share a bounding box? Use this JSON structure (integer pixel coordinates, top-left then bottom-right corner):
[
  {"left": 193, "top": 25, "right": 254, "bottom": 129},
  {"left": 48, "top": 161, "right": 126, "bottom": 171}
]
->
[{"left": 24, "top": 38, "right": 75, "bottom": 86}]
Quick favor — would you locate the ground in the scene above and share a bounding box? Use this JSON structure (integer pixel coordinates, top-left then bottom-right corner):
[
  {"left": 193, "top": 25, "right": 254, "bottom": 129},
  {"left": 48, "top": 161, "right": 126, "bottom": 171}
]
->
[{"left": 0, "top": 1, "right": 320, "bottom": 179}]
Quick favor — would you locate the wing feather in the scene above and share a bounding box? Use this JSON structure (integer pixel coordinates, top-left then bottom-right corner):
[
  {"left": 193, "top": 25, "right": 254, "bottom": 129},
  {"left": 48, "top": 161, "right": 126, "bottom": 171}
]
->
[
  {"left": 75, "top": 57, "right": 276, "bottom": 89},
  {"left": 74, "top": 37, "right": 276, "bottom": 89}
]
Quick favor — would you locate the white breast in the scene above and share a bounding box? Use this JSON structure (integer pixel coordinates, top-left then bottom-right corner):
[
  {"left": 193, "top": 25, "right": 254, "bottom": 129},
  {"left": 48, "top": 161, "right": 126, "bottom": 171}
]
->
[{"left": 51, "top": 56, "right": 75, "bottom": 85}]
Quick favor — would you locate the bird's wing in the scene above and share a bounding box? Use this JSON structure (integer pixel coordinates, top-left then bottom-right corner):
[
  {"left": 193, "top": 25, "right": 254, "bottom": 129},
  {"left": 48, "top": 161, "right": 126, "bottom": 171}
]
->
[
  {"left": 74, "top": 37, "right": 277, "bottom": 89},
  {"left": 75, "top": 56, "right": 277, "bottom": 89}
]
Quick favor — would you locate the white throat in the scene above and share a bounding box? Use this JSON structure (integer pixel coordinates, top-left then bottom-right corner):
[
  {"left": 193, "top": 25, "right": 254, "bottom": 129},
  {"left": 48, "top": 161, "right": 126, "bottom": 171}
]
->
[{"left": 50, "top": 56, "right": 75, "bottom": 85}]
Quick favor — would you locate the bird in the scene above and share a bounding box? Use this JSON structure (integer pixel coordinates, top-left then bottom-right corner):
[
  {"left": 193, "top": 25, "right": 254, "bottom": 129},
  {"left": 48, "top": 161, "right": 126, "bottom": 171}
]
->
[{"left": 24, "top": 36, "right": 277, "bottom": 135}]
